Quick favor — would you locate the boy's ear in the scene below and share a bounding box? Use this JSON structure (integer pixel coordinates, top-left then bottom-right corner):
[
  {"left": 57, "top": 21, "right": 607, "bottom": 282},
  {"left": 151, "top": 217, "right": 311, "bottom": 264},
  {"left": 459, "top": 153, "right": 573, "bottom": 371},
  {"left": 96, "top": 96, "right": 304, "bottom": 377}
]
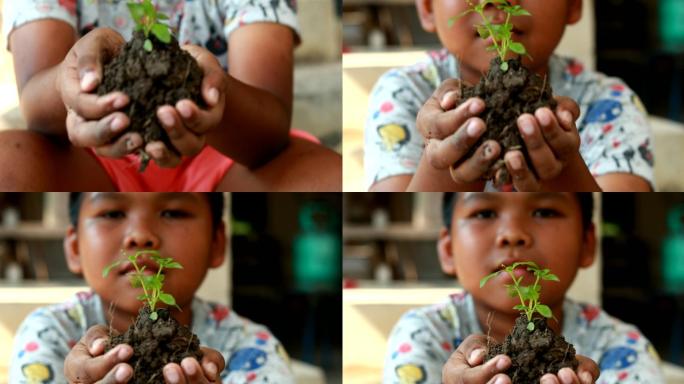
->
[
  {"left": 437, "top": 227, "right": 456, "bottom": 275},
  {"left": 566, "top": 0, "right": 583, "bottom": 25},
  {"left": 63, "top": 225, "right": 83, "bottom": 275},
  {"left": 209, "top": 221, "right": 227, "bottom": 269},
  {"left": 579, "top": 222, "right": 596, "bottom": 268},
  {"left": 416, "top": 0, "right": 437, "bottom": 33}
]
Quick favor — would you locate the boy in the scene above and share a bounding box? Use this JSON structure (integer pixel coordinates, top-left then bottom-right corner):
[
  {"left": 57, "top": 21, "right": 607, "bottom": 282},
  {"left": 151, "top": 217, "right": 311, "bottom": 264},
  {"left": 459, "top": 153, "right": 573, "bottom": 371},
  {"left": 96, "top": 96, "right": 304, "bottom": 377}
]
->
[
  {"left": 384, "top": 193, "right": 663, "bottom": 383},
  {"left": 365, "top": 0, "right": 653, "bottom": 192},
  {"left": 0, "top": 0, "right": 341, "bottom": 191},
  {"left": 10, "top": 193, "right": 294, "bottom": 383}
]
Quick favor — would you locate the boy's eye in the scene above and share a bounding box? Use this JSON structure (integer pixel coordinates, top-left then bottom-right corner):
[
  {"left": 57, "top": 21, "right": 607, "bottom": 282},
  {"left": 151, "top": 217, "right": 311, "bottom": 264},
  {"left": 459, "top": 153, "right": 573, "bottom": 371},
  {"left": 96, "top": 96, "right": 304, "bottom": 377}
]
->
[
  {"left": 161, "top": 209, "right": 191, "bottom": 219},
  {"left": 99, "top": 210, "right": 125, "bottom": 219},
  {"left": 472, "top": 210, "right": 496, "bottom": 219},
  {"left": 532, "top": 208, "right": 559, "bottom": 218}
]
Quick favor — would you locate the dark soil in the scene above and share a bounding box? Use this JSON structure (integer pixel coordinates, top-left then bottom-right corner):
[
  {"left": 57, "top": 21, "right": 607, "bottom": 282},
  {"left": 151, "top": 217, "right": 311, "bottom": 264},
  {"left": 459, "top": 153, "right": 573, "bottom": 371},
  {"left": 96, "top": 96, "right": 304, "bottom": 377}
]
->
[
  {"left": 459, "top": 57, "right": 557, "bottom": 186},
  {"left": 106, "top": 306, "right": 203, "bottom": 383},
  {"left": 485, "top": 315, "right": 578, "bottom": 384},
  {"left": 98, "top": 31, "right": 204, "bottom": 171}
]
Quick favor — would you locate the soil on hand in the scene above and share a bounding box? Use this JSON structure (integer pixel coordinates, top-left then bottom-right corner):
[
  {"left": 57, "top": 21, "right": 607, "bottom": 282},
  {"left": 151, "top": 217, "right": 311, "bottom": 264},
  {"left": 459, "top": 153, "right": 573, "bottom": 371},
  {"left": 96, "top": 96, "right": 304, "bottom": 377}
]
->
[
  {"left": 106, "top": 306, "right": 203, "bottom": 383},
  {"left": 97, "top": 31, "right": 204, "bottom": 167},
  {"left": 459, "top": 57, "right": 557, "bottom": 185},
  {"left": 485, "top": 315, "right": 578, "bottom": 384}
]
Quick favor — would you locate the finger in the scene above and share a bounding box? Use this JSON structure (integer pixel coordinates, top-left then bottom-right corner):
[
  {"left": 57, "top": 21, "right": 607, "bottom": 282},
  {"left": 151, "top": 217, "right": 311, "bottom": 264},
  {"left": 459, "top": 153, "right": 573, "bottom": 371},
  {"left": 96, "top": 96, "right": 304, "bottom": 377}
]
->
[
  {"left": 425, "top": 117, "right": 486, "bottom": 169},
  {"left": 504, "top": 151, "right": 540, "bottom": 191},
  {"left": 200, "top": 347, "right": 225, "bottom": 381},
  {"left": 76, "top": 344, "right": 133, "bottom": 382},
  {"left": 93, "top": 132, "right": 143, "bottom": 158},
  {"left": 157, "top": 106, "right": 205, "bottom": 156},
  {"left": 557, "top": 368, "right": 581, "bottom": 384},
  {"left": 175, "top": 99, "right": 222, "bottom": 135},
  {"left": 431, "top": 98, "right": 485, "bottom": 138},
  {"left": 435, "top": 78, "right": 463, "bottom": 110},
  {"left": 76, "top": 28, "right": 126, "bottom": 92},
  {"left": 97, "top": 363, "right": 134, "bottom": 384},
  {"left": 181, "top": 45, "right": 225, "bottom": 108},
  {"left": 460, "top": 355, "right": 511, "bottom": 383},
  {"left": 163, "top": 363, "right": 188, "bottom": 384},
  {"left": 554, "top": 96, "right": 580, "bottom": 122},
  {"left": 535, "top": 108, "right": 578, "bottom": 160},
  {"left": 181, "top": 358, "right": 207, "bottom": 383},
  {"left": 576, "top": 355, "right": 600, "bottom": 383},
  {"left": 145, "top": 141, "right": 182, "bottom": 168},
  {"left": 83, "top": 325, "right": 111, "bottom": 356},
  {"left": 540, "top": 374, "right": 561, "bottom": 384},
  {"left": 517, "top": 114, "right": 563, "bottom": 180},
  {"left": 67, "top": 110, "right": 130, "bottom": 147},
  {"left": 67, "top": 91, "right": 130, "bottom": 121},
  {"left": 486, "top": 373, "right": 512, "bottom": 384},
  {"left": 449, "top": 140, "right": 501, "bottom": 184}
]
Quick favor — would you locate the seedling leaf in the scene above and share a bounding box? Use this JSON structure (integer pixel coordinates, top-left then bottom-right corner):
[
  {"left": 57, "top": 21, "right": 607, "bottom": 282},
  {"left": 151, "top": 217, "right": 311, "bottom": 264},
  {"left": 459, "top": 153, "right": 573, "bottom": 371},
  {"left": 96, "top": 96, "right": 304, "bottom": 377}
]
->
[
  {"left": 143, "top": 39, "right": 153, "bottom": 52},
  {"left": 127, "top": 3, "right": 145, "bottom": 23},
  {"left": 510, "top": 42, "right": 526, "bottom": 55},
  {"left": 151, "top": 23, "right": 171, "bottom": 44},
  {"left": 150, "top": 311, "right": 158, "bottom": 321},
  {"left": 480, "top": 271, "right": 499, "bottom": 287},
  {"left": 159, "top": 293, "right": 176, "bottom": 306},
  {"left": 536, "top": 304, "right": 552, "bottom": 318},
  {"left": 527, "top": 322, "right": 535, "bottom": 331}
]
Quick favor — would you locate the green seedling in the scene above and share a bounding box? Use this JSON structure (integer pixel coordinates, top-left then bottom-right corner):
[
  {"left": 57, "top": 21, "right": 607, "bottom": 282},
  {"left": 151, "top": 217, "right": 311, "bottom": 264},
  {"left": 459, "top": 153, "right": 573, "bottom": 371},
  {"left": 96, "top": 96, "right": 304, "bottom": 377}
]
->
[
  {"left": 103, "top": 249, "right": 183, "bottom": 321},
  {"left": 480, "top": 261, "right": 559, "bottom": 331},
  {"left": 449, "top": 0, "right": 531, "bottom": 72},
  {"left": 127, "top": 0, "right": 172, "bottom": 52}
]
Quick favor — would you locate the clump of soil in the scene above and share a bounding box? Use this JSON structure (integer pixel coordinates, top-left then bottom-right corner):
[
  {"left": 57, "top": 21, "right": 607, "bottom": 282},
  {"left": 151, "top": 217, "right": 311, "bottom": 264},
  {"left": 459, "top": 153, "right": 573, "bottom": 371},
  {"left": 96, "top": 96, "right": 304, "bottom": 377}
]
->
[
  {"left": 106, "top": 306, "right": 203, "bottom": 383},
  {"left": 97, "top": 31, "right": 204, "bottom": 170},
  {"left": 459, "top": 57, "right": 556, "bottom": 185},
  {"left": 485, "top": 315, "right": 578, "bottom": 383}
]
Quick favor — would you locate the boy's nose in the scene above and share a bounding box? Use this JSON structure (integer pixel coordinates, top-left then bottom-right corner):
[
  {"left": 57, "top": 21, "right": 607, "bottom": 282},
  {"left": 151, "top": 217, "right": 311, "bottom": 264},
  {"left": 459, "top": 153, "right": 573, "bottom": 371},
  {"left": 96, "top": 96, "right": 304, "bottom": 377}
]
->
[
  {"left": 495, "top": 228, "right": 532, "bottom": 248},
  {"left": 482, "top": 0, "right": 519, "bottom": 24},
  {"left": 123, "top": 228, "right": 160, "bottom": 249}
]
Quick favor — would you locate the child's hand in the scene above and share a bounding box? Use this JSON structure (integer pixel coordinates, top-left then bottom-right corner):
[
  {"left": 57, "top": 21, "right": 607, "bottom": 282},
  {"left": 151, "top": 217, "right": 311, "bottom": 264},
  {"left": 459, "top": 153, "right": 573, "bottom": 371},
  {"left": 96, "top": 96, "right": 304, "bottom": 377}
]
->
[
  {"left": 503, "top": 97, "right": 598, "bottom": 191},
  {"left": 64, "top": 325, "right": 134, "bottom": 383},
  {"left": 441, "top": 334, "right": 512, "bottom": 384},
  {"left": 416, "top": 79, "right": 500, "bottom": 185},
  {"left": 539, "top": 355, "right": 600, "bottom": 384},
  {"left": 57, "top": 28, "right": 142, "bottom": 158},
  {"left": 146, "top": 45, "right": 227, "bottom": 168},
  {"left": 161, "top": 347, "right": 226, "bottom": 383}
]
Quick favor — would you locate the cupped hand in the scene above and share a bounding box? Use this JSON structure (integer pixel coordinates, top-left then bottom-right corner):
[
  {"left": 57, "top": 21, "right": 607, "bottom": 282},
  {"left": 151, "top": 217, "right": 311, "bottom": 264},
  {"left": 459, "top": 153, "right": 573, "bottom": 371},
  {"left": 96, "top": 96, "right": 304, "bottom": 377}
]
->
[
  {"left": 64, "top": 325, "right": 134, "bottom": 384},
  {"left": 442, "top": 334, "right": 512, "bottom": 384},
  {"left": 162, "top": 347, "right": 226, "bottom": 383}
]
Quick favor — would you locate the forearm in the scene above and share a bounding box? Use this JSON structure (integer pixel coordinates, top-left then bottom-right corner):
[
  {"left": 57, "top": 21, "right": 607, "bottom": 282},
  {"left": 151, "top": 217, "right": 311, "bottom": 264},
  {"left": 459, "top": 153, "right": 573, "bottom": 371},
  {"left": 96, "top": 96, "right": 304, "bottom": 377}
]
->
[
  {"left": 19, "top": 64, "right": 67, "bottom": 136},
  {"left": 207, "top": 75, "right": 290, "bottom": 169},
  {"left": 407, "top": 154, "right": 485, "bottom": 191}
]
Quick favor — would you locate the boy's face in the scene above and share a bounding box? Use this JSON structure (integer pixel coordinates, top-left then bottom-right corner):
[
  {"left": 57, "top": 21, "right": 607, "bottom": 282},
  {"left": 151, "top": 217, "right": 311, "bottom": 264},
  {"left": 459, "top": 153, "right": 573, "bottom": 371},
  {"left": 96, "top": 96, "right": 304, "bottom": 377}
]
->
[
  {"left": 438, "top": 193, "right": 595, "bottom": 315},
  {"left": 417, "top": 0, "right": 582, "bottom": 82},
  {"left": 64, "top": 193, "right": 225, "bottom": 316}
]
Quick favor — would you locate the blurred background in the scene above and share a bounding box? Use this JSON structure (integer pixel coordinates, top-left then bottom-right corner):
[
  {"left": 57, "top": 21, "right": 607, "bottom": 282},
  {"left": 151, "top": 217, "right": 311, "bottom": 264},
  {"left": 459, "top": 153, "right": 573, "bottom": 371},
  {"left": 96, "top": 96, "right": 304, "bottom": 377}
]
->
[
  {"left": 342, "top": 0, "right": 684, "bottom": 191},
  {"left": 0, "top": 192, "right": 342, "bottom": 384},
  {"left": 342, "top": 192, "right": 684, "bottom": 383},
  {"left": 0, "top": 0, "right": 343, "bottom": 152}
]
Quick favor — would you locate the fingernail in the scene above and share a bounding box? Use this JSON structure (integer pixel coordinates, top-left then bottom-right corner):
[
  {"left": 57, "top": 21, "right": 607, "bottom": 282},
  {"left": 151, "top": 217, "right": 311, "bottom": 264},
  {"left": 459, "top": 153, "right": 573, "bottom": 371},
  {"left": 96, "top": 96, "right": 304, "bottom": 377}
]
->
[
  {"left": 127, "top": 137, "right": 140, "bottom": 150},
  {"left": 182, "top": 359, "right": 196, "bottom": 375},
  {"left": 466, "top": 120, "right": 483, "bottom": 137},
  {"left": 178, "top": 103, "right": 192, "bottom": 119},
  {"left": 115, "top": 365, "right": 130, "bottom": 382},
  {"left": 496, "top": 356, "right": 508, "bottom": 370},
  {"left": 441, "top": 91, "right": 456, "bottom": 106},
  {"left": 469, "top": 99, "right": 483, "bottom": 114},
  {"left": 204, "top": 362, "right": 218, "bottom": 379},
  {"left": 540, "top": 377, "right": 555, "bottom": 384},
  {"left": 207, "top": 88, "right": 219, "bottom": 106},
  {"left": 538, "top": 109, "right": 551, "bottom": 127},
  {"left": 560, "top": 110, "right": 573, "bottom": 125},
  {"left": 113, "top": 96, "right": 128, "bottom": 109},
  {"left": 520, "top": 119, "right": 535, "bottom": 136},
  {"left": 159, "top": 111, "right": 174, "bottom": 127},
  {"left": 165, "top": 367, "right": 179, "bottom": 384},
  {"left": 118, "top": 345, "right": 131, "bottom": 360},
  {"left": 559, "top": 369, "right": 574, "bottom": 384},
  {"left": 484, "top": 144, "right": 494, "bottom": 158},
  {"left": 468, "top": 348, "right": 484, "bottom": 363},
  {"left": 91, "top": 338, "right": 105, "bottom": 351},
  {"left": 80, "top": 71, "right": 98, "bottom": 91},
  {"left": 580, "top": 371, "right": 592, "bottom": 384},
  {"left": 494, "top": 376, "right": 507, "bottom": 384},
  {"left": 111, "top": 117, "right": 126, "bottom": 132},
  {"left": 509, "top": 155, "right": 522, "bottom": 171}
]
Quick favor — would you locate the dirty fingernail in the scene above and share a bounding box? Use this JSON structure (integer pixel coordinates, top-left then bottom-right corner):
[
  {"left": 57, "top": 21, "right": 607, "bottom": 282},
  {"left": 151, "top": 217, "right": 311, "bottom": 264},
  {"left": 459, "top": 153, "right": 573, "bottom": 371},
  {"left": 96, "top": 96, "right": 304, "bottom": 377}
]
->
[
  {"left": 468, "top": 348, "right": 484, "bottom": 363},
  {"left": 509, "top": 155, "right": 522, "bottom": 171},
  {"left": 80, "top": 71, "right": 98, "bottom": 91},
  {"left": 466, "top": 120, "right": 483, "bottom": 137},
  {"left": 111, "top": 117, "right": 126, "bottom": 132},
  {"left": 520, "top": 120, "right": 535, "bottom": 136},
  {"left": 159, "top": 111, "right": 175, "bottom": 127},
  {"left": 165, "top": 367, "right": 179, "bottom": 384},
  {"left": 126, "top": 138, "right": 138, "bottom": 151},
  {"left": 115, "top": 365, "right": 130, "bottom": 382},
  {"left": 207, "top": 88, "right": 219, "bottom": 106},
  {"left": 117, "top": 345, "right": 131, "bottom": 360},
  {"left": 496, "top": 356, "right": 508, "bottom": 370}
]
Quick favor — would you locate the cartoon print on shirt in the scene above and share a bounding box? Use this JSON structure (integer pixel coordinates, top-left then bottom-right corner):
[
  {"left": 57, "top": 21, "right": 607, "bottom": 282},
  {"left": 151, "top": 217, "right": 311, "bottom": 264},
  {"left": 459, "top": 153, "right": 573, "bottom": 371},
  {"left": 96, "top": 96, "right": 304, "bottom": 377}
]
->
[
  {"left": 395, "top": 363, "right": 427, "bottom": 384},
  {"left": 227, "top": 347, "right": 268, "bottom": 372},
  {"left": 582, "top": 99, "right": 623, "bottom": 126},
  {"left": 204, "top": 24, "right": 227, "bottom": 55},
  {"left": 21, "top": 362, "right": 54, "bottom": 384},
  {"left": 377, "top": 124, "right": 410, "bottom": 152},
  {"left": 599, "top": 346, "right": 638, "bottom": 371}
]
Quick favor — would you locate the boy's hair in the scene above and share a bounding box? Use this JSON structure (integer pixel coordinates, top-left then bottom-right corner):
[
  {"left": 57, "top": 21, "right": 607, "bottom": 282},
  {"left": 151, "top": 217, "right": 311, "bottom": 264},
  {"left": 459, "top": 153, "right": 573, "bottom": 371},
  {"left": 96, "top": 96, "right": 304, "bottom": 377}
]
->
[
  {"left": 68, "top": 193, "right": 225, "bottom": 230},
  {"left": 441, "top": 193, "right": 594, "bottom": 231}
]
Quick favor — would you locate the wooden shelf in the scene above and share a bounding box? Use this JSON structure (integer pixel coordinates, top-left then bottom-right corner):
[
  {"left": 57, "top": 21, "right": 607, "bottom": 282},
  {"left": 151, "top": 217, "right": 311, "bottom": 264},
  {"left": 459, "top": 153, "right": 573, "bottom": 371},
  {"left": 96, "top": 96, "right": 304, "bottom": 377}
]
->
[
  {"left": 0, "top": 222, "right": 66, "bottom": 240},
  {"left": 343, "top": 224, "right": 439, "bottom": 241}
]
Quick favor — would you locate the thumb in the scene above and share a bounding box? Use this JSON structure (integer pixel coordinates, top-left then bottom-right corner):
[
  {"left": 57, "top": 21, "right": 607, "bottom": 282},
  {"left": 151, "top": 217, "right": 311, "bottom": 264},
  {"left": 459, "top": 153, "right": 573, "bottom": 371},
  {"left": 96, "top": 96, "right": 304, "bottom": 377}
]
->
[{"left": 77, "top": 52, "right": 103, "bottom": 93}]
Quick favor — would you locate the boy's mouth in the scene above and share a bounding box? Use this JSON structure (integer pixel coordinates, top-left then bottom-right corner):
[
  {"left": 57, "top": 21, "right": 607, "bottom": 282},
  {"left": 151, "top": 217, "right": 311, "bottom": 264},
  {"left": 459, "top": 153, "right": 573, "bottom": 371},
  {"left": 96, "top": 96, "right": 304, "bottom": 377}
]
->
[{"left": 118, "top": 260, "right": 164, "bottom": 276}]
